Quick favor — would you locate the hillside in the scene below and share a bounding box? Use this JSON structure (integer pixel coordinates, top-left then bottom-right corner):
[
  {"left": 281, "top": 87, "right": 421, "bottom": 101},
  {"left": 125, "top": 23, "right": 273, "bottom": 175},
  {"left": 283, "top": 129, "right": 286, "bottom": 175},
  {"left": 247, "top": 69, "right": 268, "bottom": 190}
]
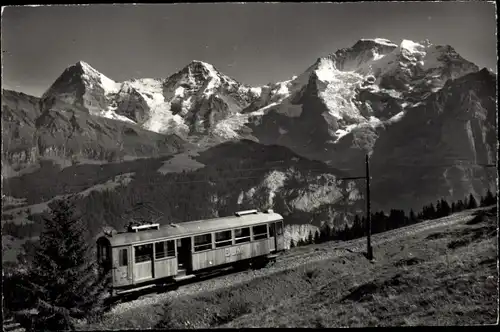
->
[
  {"left": 225, "top": 208, "right": 498, "bottom": 327},
  {"left": 87, "top": 206, "right": 497, "bottom": 328},
  {"left": 1, "top": 90, "right": 188, "bottom": 178},
  {"left": 2, "top": 140, "right": 364, "bottom": 265}
]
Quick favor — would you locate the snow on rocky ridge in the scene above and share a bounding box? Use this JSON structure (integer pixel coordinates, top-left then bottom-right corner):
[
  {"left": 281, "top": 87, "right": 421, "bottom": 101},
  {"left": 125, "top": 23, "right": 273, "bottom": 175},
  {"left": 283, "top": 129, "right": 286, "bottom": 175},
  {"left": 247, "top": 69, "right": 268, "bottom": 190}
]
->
[
  {"left": 254, "top": 37, "right": 480, "bottom": 142},
  {"left": 40, "top": 38, "right": 479, "bottom": 145}
]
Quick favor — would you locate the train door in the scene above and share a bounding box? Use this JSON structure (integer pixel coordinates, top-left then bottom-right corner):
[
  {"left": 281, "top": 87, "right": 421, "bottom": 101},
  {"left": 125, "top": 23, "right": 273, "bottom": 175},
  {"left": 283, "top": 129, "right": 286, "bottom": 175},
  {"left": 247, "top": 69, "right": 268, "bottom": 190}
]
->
[
  {"left": 133, "top": 243, "right": 154, "bottom": 281},
  {"left": 275, "top": 220, "right": 285, "bottom": 251},
  {"left": 269, "top": 222, "right": 277, "bottom": 252},
  {"left": 112, "top": 247, "right": 130, "bottom": 287},
  {"left": 97, "top": 238, "right": 112, "bottom": 273},
  {"left": 177, "top": 237, "right": 192, "bottom": 273}
]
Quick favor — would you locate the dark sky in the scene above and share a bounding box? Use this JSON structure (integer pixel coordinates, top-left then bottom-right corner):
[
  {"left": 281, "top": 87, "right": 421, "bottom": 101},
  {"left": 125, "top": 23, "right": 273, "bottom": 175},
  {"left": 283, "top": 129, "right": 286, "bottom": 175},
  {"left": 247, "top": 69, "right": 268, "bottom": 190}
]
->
[{"left": 2, "top": 2, "right": 497, "bottom": 97}]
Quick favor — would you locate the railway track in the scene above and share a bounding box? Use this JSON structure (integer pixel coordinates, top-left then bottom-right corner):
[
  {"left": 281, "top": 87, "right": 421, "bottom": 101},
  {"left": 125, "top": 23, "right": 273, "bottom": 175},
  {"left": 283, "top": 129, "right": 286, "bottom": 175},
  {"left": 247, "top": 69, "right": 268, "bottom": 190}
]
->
[{"left": 107, "top": 207, "right": 489, "bottom": 317}]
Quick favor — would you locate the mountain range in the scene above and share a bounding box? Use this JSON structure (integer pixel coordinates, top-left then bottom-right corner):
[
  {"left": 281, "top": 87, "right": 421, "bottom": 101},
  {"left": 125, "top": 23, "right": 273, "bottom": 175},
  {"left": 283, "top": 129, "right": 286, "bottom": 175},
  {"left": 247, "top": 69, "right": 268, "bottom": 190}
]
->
[{"left": 2, "top": 38, "right": 497, "bottom": 237}]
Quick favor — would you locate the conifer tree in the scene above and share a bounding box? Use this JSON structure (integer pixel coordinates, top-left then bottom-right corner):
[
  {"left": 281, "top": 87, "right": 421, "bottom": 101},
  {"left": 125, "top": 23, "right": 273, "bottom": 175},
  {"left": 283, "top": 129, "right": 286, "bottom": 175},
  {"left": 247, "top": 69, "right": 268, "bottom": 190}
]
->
[
  {"left": 314, "top": 230, "right": 321, "bottom": 244},
  {"left": 467, "top": 193, "right": 478, "bottom": 209},
  {"left": 428, "top": 203, "right": 436, "bottom": 219},
  {"left": 417, "top": 210, "right": 423, "bottom": 220},
  {"left": 463, "top": 196, "right": 469, "bottom": 210},
  {"left": 481, "top": 189, "right": 496, "bottom": 207},
  {"left": 409, "top": 209, "right": 417, "bottom": 224},
  {"left": 319, "top": 224, "right": 329, "bottom": 243},
  {"left": 342, "top": 224, "right": 350, "bottom": 240},
  {"left": 435, "top": 200, "right": 442, "bottom": 218},
  {"left": 307, "top": 230, "right": 314, "bottom": 245},
  {"left": 331, "top": 227, "right": 338, "bottom": 241},
  {"left": 26, "top": 197, "right": 110, "bottom": 331},
  {"left": 360, "top": 216, "right": 367, "bottom": 235},
  {"left": 440, "top": 199, "right": 451, "bottom": 217}
]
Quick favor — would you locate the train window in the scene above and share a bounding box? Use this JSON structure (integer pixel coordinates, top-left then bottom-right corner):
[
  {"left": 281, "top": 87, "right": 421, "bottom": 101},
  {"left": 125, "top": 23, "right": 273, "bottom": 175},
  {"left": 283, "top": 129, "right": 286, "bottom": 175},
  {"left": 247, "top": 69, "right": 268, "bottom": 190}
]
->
[
  {"left": 252, "top": 224, "right": 268, "bottom": 241},
  {"left": 235, "top": 227, "right": 250, "bottom": 244},
  {"left": 98, "top": 245, "right": 109, "bottom": 262},
  {"left": 215, "top": 230, "right": 232, "bottom": 248},
  {"left": 118, "top": 249, "right": 128, "bottom": 266},
  {"left": 135, "top": 244, "right": 153, "bottom": 263},
  {"left": 155, "top": 240, "right": 175, "bottom": 259},
  {"left": 269, "top": 223, "right": 276, "bottom": 238},
  {"left": 103, "top": 247, "right": 109, "bottom": 261},
  {"left": 276, "top": 221, "right": 283, "bottom": 235},
  {"left": 194, "top": 233, "right": 213, "bottom": 252}
]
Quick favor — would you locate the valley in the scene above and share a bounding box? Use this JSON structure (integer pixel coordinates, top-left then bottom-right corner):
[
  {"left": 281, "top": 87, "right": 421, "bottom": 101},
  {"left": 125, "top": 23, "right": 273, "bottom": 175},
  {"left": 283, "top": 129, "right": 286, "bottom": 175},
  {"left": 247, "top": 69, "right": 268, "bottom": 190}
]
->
[{"left": 2, "top": 37, "right": 497, "bottom": 270}]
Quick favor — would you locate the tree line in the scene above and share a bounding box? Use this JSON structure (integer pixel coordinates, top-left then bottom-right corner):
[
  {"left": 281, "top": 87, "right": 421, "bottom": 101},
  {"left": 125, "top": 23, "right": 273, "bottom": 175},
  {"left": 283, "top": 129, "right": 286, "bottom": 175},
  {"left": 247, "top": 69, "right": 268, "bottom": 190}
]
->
[{"left": 290, "top": 189, "right": 497, "bottom": 248}]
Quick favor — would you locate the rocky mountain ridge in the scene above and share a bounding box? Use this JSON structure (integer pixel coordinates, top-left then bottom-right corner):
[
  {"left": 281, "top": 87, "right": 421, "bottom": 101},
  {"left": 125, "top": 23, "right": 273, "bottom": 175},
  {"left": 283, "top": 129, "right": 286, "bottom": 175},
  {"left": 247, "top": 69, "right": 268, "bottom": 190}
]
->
[{"left": 2, "top": 38, "right": 496, "bottom": 213}]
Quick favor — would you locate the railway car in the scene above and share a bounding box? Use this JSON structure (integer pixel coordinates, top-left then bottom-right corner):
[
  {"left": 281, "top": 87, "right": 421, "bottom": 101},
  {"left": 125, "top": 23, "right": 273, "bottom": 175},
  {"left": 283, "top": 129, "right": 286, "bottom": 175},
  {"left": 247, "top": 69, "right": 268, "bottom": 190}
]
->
[{"left": 96, "top": 209, "right": 285, "bottom": 296}]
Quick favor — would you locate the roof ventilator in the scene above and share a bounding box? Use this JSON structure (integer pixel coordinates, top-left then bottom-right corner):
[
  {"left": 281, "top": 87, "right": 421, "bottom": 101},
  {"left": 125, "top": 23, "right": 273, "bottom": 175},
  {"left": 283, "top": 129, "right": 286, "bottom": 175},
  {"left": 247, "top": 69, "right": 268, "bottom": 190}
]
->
[
  {"left": 234, "top": 209, "right": 259, "bottom": 217},
  {"left": 129, "top": 223, "right": 160, "bottom": 232}
]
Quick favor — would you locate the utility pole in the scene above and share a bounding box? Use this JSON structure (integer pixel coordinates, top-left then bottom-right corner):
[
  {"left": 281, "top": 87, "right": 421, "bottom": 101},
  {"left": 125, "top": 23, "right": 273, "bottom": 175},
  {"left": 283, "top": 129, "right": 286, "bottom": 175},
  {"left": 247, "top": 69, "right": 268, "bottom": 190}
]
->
[{"left": 365, "top": 154, "right": 373, "bottom": 260}]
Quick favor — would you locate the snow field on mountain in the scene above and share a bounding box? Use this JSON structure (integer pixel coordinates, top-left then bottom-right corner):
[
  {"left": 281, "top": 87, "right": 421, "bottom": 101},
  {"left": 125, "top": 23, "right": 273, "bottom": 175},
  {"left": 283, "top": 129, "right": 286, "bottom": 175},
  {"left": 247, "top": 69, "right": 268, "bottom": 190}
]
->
[
  {"left": 203, "top": 62, "right": 222, "bottom": 95},
  {"left": 101, "top": 109, "right": 136, "bottom": 124},
  {"left": 315, "top": 59, "right": 366, "bottom": 122},
  {"left": 128, "top": 78, "right": 189, "bottom": 134},
  {"left": 40, "top": 38, "right": 481, "bottom": 147}
]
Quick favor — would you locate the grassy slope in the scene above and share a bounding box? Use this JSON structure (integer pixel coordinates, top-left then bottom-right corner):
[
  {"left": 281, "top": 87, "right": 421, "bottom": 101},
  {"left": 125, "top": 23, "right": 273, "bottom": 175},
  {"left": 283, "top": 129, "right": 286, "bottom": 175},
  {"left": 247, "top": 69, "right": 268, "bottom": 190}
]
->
[
  {"left": 227, "top": 207, "right": 498, "bottom": 327},
  {"left": 93, "top": 207, "right": 497, "bottom": 329}
]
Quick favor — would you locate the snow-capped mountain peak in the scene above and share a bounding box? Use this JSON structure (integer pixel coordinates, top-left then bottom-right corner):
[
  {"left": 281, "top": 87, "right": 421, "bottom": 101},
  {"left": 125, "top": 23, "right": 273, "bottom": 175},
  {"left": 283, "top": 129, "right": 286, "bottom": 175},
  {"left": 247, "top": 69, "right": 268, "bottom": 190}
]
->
[
  {"left": 76, "top": 61, "right": 122, "bottom": 95},
  {"left": 243, "top": 37, "right": 483, "bottom": 156},
  {"left": 359, "top": 38, "right": 398, "bottom": 47},
  {"left": 76, "top": 60, "right": 92, "bottom": 70},
  {"left": 37, "top": 38, "right": 482, "bottom": 147}
]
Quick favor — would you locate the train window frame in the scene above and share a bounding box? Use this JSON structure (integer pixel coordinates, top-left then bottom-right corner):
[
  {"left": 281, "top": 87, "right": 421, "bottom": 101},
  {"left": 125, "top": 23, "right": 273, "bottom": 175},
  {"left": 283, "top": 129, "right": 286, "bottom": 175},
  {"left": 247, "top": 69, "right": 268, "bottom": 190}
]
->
[
  {"left": 98, "top": 245, "right": 109, "bottom": 262},
  {"left": 269, "top": 222, "right": 276, "bottom": 238},
  {"left": 215, "top": 230, "right": 232, "bottom": 248},
  {"left": 134, "top": 243, "right": 153, "bottom": 263},
  {"left": 155, "top": 240, "right": 176, "bottom": 260},
  {"left": 276, "top": 220, "right": 284, "bottom": 235},
  {"left": 252, "top": 224, "right": 268, "bottom": 241},
  {"left": 118, "top": 248, "right": 128, "bottom": 266},
  {"left": 234, "top": 227, "right": 250, "bottom": 244},
  {"left": 194, "top": 233, "right": 213, "bottom": 252}
]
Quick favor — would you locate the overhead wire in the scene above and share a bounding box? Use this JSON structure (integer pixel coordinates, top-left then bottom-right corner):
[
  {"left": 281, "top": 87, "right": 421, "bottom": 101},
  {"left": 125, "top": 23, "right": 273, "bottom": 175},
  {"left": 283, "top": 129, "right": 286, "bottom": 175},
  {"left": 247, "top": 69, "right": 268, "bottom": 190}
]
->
[{"left": 122, "top": 160, "right": 495, "bottom": 186}]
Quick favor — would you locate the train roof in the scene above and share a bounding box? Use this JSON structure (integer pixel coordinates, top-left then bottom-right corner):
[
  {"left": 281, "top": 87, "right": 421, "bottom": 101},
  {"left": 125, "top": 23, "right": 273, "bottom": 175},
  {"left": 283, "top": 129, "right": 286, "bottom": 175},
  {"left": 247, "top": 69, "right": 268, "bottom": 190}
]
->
[{"left": 104, "top": 211, "right": 283, "bottom": 247}]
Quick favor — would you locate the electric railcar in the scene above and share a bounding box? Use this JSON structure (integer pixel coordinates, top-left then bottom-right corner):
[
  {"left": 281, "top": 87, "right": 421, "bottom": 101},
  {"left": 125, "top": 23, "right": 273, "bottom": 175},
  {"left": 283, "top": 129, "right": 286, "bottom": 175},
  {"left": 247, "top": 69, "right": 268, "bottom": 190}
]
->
[{"left": 96, "top": 209, "right": 286, "bottom": 295}]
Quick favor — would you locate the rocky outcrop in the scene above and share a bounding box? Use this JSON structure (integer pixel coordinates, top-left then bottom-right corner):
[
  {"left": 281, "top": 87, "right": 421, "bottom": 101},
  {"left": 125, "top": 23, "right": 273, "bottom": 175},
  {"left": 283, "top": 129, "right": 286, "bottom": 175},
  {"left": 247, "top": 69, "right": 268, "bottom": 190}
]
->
[
  {"left": 2, "top": 89, "right": 187, "bottom": 177},
  {"left": 370, "top": 69, "right": 497, "bottom": 211}
]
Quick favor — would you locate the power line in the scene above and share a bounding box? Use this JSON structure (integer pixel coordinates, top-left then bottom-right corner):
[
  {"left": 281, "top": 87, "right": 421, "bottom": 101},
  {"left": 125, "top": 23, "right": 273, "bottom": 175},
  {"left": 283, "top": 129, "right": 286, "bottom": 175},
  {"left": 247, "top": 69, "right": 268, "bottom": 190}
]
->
[
  {"left": 171, "top": 163, "right": 360, "bottom": 175},
  {"left": 126, "top": 162, "right": 495, "bottom": 186},
  {"left": 126, "top": 173, "right": 367, "bottom": 186},
  {"left": 97, "top": 162, "right": 495, "bottom": 188},
  {"left": 160, "top": 160, "right": 495, "bottom": 177},
  {"left": 376, "top": 163, "right": 496, "bottom": 168}
]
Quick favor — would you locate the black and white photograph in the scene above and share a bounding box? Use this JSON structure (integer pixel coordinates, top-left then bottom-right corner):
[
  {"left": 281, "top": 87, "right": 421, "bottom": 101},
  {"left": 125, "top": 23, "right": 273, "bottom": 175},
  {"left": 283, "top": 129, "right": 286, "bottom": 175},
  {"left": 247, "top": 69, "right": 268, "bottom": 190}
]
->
[{"left": 1, "top": 2, "right": 498, "bottom": 329}]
